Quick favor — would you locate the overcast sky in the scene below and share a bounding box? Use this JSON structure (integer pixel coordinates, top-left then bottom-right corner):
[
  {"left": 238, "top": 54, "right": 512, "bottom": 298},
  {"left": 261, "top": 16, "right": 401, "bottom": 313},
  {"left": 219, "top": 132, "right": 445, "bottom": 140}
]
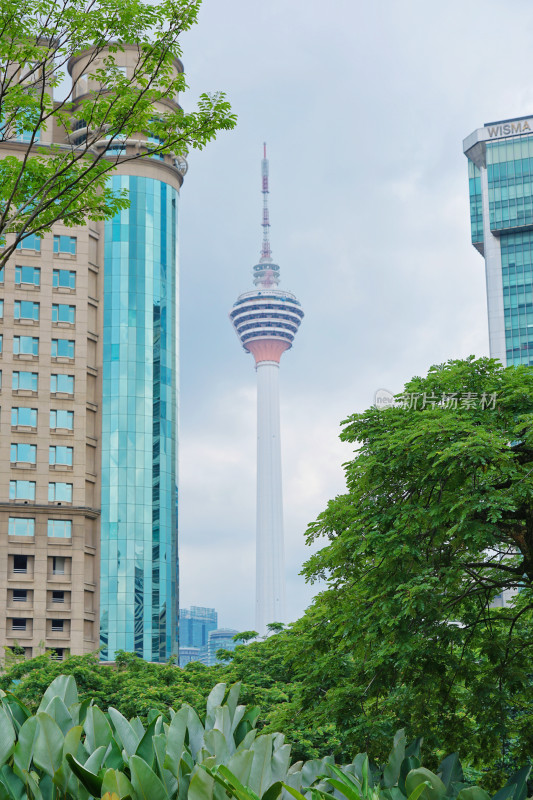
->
[{"left": 175, "top": 0, "right": 533, "bottom": 631}]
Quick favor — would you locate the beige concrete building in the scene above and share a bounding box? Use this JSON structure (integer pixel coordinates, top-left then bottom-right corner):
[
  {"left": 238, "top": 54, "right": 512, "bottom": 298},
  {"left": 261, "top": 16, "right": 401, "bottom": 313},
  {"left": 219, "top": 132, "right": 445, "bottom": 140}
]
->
[{"left": 0, "top": 46, "right": 184, "bottom": 663}]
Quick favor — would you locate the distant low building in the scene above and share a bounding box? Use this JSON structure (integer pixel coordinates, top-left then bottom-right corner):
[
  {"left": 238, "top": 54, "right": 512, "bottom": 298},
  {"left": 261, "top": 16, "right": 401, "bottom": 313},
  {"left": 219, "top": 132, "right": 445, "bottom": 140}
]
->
[
  {"left": 179, "top": 606, "right": 217, "bottom": 667},
  {"left": 207, "top": 628, "right": 239, "bottom": 666},
  {"left": 178, "top": 646, "right": 204, "bottom": 667}
]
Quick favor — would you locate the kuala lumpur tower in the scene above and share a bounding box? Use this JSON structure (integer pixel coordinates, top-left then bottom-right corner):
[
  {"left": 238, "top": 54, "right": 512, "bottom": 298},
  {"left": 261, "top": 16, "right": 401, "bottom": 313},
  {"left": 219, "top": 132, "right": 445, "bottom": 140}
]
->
[{"left": 230, "top": 145, "right": 304, "bottom": 635}]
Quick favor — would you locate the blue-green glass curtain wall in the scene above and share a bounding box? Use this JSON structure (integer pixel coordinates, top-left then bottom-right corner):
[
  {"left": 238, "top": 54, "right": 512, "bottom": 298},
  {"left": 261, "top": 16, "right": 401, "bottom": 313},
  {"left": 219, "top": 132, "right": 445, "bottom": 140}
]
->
[{"left": 100, "top": 175, "right": 178, "bottom": 662}]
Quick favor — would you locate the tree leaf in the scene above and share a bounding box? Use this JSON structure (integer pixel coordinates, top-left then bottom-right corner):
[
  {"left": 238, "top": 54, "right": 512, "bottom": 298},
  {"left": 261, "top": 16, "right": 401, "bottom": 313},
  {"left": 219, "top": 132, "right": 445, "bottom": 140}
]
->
[
  {"left": 163, "top": 706, "right": 188, "bottom": 773},
  {"left": 65, "top": 753, "right": 103, "bottom": 797},
  {"left": 32, "top": 713, "right": 64, "bottom": 778},
  {"left": 0, "top": 707, "right": 16, "bottom": 767},
  {"left": 129, "top": 755, "right": 168, "bottom": 800}
]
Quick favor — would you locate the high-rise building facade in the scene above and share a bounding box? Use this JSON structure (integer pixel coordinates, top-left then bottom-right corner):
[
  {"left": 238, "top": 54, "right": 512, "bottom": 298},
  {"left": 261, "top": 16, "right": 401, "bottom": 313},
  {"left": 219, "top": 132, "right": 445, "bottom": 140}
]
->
[
  {"left": 464, "top": 115, "right": 533, "bottom": 365},
  {"left": 0, "top": 46, "right": 183, "bottom": 663},
  {"left": 230, "top": 146, "right": 303, "bottom": 635}
]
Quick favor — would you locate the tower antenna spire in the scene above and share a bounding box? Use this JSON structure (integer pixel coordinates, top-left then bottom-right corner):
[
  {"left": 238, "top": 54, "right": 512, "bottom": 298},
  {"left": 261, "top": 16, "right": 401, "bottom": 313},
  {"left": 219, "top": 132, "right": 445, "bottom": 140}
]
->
[
  {"left": 260, "top": 142, "right": 271, "bottom": 263},
  {"left": 254, "top": 143, "right": 280, "bottom": 287}
]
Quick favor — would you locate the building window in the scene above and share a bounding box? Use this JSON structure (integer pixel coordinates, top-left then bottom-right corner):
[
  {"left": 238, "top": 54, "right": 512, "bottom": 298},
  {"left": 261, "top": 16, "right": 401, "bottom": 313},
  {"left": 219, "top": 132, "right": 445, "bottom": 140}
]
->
[
  {"left": 9, "top": 480, "right": 36, "bottom": 500},
  {"left": 48, "top": 648, "right": 65, "bottom": 661},
  {"left": 0, "top": 299, "right": 4, "bottom": 318},
  {"left": 51, "top": 619, "right": 64, "bottom": 632},
  {"left": 12, "top": 589, "right": 28, "bottom": 602},
  {"left": 15, "top": 266, "right": 40, "bottom": 287},
  {"left": 0, "top": 266, "right": 4, "bottom": 283},
  {"left": 14, "top": 300, "right": 39, "bottom": 321},
  {"left": 15, "top": 234, "right": 41, "bottom": 252},
  {"left": 48, "top": 482, "right": 72, "bottom": 502},
  {"left": 13, "top": 555, "right": 28, "bottom": 573},
  {"left": 0, "top": 334, "right": 3, "bottom": 353},
  {"left": 13, "top": 371, "right": 38, "bottom": 391},
  {"left": 10, "top": 443, "right": 37, "bottom": 464},
  {"left": 53, "top": 236, "right": 76, "bottom": 255},
  {"left": 13, "top": 336, "right": 39, "bottom": 356},
  {"left": 76, "top": 74, "right": 88, "bottom": 96},
  {"left": 52, "top": 556, "right": 65, "bottom": 575},
  {"left": 11, "top": 407, "right": 37, "bottom": 427},
  {"left": 47, "top": 520, "right": 72, "bottom": 538},
  {"left": 50, "top": 409, "right": 73, "bottom": 430},
  {"left": 11, "top": 619, "right": 27, "bottom": 631},
  {"left": 52, "top": 590, "right": 65, "bottom": 603},
  {"left": 50, "top": 374, "right": 74, "bottom": 394},
  {"left": 53, "top": 269, "right": 76, "bottom": 289},
  {"left": 8, "top": 517, "right": 35, "bottom": 536},
  {"left": 52, "top": 304, "right": 75, "bottom": 324},
  {"left": 51, "top": 339, "right": 74, "bottom": 359},
  {"left": 49, "top": 446, "right": 73, "bottom": 467}
]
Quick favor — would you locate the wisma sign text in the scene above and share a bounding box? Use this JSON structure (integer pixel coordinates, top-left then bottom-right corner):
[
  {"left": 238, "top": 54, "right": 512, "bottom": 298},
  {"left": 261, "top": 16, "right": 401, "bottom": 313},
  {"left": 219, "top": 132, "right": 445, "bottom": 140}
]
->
[{"left": 486, "top": 119, "right": 533, "bottom": 138}]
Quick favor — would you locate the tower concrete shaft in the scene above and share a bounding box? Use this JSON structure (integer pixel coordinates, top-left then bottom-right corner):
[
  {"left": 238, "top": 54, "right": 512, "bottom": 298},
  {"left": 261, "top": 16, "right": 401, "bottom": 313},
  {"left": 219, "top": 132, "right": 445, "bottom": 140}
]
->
[{"left": 255, "top": 360, "right": 285, "bottom": 633}]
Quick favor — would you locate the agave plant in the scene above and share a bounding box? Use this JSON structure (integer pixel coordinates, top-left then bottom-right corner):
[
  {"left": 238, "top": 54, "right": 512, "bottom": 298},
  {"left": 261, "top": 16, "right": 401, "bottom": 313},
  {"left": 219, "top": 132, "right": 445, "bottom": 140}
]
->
[{"left": 0, "top": 675, "right": 527, "bottom": 800}]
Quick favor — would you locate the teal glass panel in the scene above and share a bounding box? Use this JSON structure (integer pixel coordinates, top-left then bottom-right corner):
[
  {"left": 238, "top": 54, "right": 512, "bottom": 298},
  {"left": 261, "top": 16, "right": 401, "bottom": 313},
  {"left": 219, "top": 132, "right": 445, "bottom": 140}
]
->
[
  {"left": 467, "top": 159, "right": 483, "bottom": 244},
  {"left": 100, "top": 175, "right": 178, "bottom": 662},
  {"left": 500, "top": 231, "right": 533, "bottom": 365},
  {"left": 487, "top": 137, "right": 533, "bottom": 232}
]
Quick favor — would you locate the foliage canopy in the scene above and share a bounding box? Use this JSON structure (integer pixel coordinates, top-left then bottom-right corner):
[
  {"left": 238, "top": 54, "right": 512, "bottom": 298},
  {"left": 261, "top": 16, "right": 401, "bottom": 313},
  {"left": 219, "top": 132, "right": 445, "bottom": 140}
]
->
[
  {"left": 287, "top": 357, "right": 533, "bottom": 778},
  {"left": 0, "top": 0, "right": 236, "bottom": 263}
]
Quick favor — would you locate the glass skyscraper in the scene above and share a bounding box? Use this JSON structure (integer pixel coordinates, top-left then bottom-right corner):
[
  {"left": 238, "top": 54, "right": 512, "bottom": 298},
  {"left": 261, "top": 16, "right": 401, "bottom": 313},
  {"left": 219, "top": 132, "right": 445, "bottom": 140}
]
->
[
  {"left": 100, "top": 176, "right": 179, "bottom": 662},
  {"left": 464, "top": 115, "right": 533, "bottom": 365}
]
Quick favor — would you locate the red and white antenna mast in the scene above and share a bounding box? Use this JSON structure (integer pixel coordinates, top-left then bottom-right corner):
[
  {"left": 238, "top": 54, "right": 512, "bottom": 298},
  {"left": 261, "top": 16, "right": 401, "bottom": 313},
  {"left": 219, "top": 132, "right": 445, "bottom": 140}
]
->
[
  {"left": 254, "top": 143, "right": 280, "bottom": 287},
  {"left": 260, "top": 142, "right": 272, "bottom": 263}
]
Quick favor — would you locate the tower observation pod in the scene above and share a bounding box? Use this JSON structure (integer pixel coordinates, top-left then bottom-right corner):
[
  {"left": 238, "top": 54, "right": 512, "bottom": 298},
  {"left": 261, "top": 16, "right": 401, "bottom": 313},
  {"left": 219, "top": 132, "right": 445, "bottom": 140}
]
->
[{"left": 229, "top": 145, "right": 304, "bottom": 635}]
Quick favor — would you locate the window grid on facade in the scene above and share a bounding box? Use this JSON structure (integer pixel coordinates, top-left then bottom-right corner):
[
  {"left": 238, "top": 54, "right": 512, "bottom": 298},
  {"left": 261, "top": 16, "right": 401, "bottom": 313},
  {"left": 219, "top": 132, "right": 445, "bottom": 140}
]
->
[
  {"left": 52, "top": 304, "right": 75, "bottom": 324},
  {"left": 14, "top": 300, "right": 39, "bottom": 321},
  {"left": 48, "top": 482, "right": 73, "bottom": 502},
  {"left": 53, "top": 236, "right": 76, "bottom": 255},
  {"left": 12, "top": 408, "right": 38, "bottom": 427},
  {"left": 49, "top": 446, "right": 73, "bottom": 466},
  {"left": 15, "top": 266, "right": 40, "bottom": 286},
  {"left": 10, "top": 444, "right": 36, "bottom": 464},
  {"left": 47, "top": 520, "right": 72, "bottom": 538},
  {"left": 53, "top": 269, "right": 76, "bottom": 289},
  {"left": 51, "top": 339, "right": 74, "bottom": 359},
  {"left": 50, "top": 409, "right": 74, "bottom": 429},
  {"left": 13, "top": 336, "right": 38, "bottom": 356},
  {"left": 13, "top": 371, "right": 38, "bottom": 391},
  {"left": 50, "top": 374, "right": 74, "bottom": 394},
  {"left": 16, "top": 234, "right": 41, "bottom": 252},
  {"left": 8, "top": 517, "right": 35, "bottom": 536},
  {"left": 9, "top": 480, "right": 36, "bottom": 500}
]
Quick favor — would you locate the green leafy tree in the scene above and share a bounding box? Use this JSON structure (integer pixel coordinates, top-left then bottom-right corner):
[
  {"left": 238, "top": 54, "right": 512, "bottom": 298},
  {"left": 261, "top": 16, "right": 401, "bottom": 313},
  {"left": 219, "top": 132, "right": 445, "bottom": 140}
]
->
[
  {"left": 0, "top": 0, "right": 236, "bottom": 263},
  {"left": 286, "top": 357, "right": 533, "bottom": 781}
]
